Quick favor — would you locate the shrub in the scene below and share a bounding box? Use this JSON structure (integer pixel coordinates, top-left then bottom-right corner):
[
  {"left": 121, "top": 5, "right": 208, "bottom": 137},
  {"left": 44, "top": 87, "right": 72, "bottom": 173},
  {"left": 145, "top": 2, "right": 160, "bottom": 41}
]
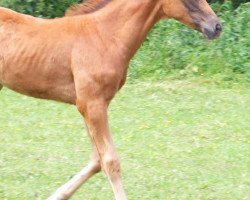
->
[
  {"left": 0, "top": 0, "right": 249, "bottom": 18},
  {"left": 129, "top": 2, "right": 250, "bottom": 82},
  {"left": 0, "top": 0, "right": 79, "bottom": 18},
  {"left": 208, "top": 0, "right": 250, "bottom": 9}
]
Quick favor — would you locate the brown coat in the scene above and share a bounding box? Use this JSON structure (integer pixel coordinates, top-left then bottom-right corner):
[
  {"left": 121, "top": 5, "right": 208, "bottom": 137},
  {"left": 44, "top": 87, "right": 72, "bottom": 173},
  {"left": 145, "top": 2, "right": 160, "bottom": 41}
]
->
[{"left": 0, "top": 1, "right": 221, "bottom": 200}]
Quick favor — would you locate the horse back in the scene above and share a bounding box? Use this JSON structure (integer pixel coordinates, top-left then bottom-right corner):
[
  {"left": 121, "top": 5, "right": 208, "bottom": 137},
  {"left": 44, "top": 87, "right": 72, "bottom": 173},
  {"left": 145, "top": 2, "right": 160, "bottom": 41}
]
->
[{"left": 0, "top": 7, "right": 35, "bottom": 25}]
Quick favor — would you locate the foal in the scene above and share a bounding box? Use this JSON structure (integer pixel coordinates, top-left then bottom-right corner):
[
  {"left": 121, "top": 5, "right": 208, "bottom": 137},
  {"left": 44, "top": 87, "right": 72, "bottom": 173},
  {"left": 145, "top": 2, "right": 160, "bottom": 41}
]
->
[{"left": 0, "top": 0, "right": 221, "bottom": 199}]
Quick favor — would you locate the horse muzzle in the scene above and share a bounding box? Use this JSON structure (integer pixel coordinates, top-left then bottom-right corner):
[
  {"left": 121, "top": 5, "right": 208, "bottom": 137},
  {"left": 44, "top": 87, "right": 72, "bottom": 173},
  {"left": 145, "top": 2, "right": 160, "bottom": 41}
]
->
[{"left": 199, "top": 16, "right": 222, "bottom": 40}]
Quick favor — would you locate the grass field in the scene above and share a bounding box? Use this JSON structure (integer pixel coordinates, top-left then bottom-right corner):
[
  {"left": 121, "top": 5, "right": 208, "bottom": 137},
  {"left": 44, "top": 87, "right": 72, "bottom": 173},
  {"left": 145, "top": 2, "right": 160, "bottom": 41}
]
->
[{"left": 0, "top": 79, "right": 250, "bottom": 200}]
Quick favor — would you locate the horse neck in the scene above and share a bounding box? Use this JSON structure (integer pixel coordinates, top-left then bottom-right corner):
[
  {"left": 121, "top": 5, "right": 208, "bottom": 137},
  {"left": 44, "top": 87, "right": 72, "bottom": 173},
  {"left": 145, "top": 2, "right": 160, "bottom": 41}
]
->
[{"left": 96, "top": 0, "right": 163, "bottom": 60}]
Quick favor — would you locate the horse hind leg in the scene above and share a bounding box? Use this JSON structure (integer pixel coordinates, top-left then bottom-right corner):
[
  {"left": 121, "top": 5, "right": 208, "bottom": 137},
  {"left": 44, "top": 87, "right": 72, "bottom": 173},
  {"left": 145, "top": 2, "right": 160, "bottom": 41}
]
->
[{"left": 47, "top": 150, "right": 101, "bottom": 200}]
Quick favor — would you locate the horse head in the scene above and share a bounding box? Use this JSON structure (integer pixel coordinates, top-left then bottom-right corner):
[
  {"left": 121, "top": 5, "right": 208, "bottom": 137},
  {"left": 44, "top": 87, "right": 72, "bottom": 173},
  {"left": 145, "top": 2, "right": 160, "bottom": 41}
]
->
[{"left": 161, "top": 0, "right": 222, "bottom": 39}]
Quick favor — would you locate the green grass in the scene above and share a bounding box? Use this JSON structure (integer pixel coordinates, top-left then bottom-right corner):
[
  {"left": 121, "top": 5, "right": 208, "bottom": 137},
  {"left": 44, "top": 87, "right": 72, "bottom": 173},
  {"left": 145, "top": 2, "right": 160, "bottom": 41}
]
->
[{"left": 0, "top": 79, "right": 250, "bottom": 200}]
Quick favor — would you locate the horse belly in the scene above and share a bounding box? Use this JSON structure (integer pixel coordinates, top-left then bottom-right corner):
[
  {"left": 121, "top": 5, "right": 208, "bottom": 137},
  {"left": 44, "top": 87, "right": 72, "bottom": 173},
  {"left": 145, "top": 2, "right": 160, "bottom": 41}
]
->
[
  {"left": 3, "top": 63, "right": 77, "bottom": 104},
  {"left": 3, "top": 64, "right": 77, "bottom": 104},
  {"left": 1, "top": 42, "right": 77, "bottom": 104}
]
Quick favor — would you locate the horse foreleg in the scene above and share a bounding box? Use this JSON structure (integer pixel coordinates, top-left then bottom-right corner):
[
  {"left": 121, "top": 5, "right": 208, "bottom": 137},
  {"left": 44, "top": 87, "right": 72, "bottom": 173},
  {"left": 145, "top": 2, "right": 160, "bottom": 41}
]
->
[
  {"left": 47, "top": 151, "right": 101, "bottom": 200},
  {"left": 77, "top": 98, "right": 128, "bottom": 200}
]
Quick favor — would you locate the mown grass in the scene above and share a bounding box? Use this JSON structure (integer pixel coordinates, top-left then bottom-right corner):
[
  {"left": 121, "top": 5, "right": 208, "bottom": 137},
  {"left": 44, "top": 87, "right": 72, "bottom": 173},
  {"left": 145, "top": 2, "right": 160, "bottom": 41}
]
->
[{"left": 0, "top": 79, "right": 249, "bottom": 200}]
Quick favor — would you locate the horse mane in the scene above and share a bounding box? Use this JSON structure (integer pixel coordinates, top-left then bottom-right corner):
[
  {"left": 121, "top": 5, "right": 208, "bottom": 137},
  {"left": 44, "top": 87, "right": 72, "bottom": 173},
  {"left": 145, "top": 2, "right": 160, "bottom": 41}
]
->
[{"left": 65, "top": 0, "right": 113, "bottom": 16}]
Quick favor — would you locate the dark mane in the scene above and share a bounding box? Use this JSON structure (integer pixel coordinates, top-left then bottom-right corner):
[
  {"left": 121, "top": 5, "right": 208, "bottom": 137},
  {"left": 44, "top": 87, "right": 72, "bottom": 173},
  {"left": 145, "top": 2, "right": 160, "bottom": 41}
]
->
[{"left": 65, "top": 0, "right": 112, "bottom": 16}]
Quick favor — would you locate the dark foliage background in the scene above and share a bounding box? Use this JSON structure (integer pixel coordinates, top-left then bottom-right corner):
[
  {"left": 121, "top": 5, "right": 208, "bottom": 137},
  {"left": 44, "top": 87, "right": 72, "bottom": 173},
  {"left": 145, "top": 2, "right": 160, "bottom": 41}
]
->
[
  {"left": 0, "top": 0, "right": 79, "bottom": 18},
  {"left": 0, "top": 0, "right": 249, "bottom": 18}
]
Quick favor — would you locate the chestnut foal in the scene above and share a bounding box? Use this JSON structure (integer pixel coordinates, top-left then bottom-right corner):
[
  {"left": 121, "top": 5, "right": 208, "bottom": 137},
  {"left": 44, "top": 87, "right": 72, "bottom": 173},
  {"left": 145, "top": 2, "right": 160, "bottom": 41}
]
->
[{"left": 0, "top": 0, "right": 221, "bottom": 199}]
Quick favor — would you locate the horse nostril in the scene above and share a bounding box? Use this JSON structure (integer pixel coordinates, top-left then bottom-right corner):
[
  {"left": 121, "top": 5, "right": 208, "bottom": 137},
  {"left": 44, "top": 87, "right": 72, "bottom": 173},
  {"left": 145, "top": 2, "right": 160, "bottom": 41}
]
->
[{"left": 215, "top": 23, "right": 222, "bottom": 33}]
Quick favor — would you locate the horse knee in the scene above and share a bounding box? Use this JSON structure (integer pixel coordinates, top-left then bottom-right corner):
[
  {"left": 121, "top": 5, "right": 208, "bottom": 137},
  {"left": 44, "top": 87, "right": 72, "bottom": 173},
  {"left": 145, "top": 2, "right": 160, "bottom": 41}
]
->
[{"left": 103, "top": 154, "right": 121, "bottom": 180}]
